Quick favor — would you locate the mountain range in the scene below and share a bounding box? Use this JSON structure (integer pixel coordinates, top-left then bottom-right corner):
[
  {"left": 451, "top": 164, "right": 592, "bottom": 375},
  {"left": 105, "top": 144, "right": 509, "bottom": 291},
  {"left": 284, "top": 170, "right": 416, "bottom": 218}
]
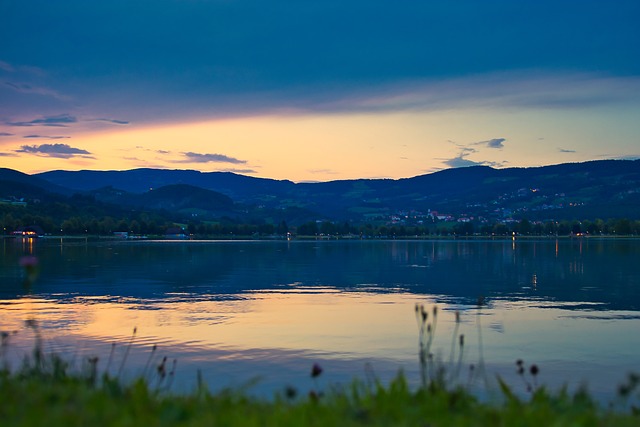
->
[{"left": 2, "top": 159, "right": 640, "bottom": 224}]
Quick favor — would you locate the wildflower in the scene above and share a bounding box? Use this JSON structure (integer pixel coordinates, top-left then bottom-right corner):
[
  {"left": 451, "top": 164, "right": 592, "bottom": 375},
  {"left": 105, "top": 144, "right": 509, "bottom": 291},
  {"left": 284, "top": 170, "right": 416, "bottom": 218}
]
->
[
  {"left": 530, "top": 364, "right": 539, "bottom": 376},
  {"left": 311, "top": 363, "right": 323, "bottom": 378}
]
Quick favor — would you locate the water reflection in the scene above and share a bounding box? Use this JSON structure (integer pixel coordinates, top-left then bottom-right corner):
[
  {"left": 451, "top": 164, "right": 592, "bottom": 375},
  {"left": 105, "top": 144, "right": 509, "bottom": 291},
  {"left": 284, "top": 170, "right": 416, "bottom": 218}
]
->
[{"left": 1, "top": 238, "right": 639, "bottom": 399}]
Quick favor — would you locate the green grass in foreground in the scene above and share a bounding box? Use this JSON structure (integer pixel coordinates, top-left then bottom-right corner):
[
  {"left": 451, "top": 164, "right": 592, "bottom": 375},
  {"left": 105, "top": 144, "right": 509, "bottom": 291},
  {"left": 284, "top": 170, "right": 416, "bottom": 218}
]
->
[
  {"left": 2, "top": 306, "right": 640, "bottom": 426},
  {"left": 1, "top": 368, "right": 640, "bottom": 427}
]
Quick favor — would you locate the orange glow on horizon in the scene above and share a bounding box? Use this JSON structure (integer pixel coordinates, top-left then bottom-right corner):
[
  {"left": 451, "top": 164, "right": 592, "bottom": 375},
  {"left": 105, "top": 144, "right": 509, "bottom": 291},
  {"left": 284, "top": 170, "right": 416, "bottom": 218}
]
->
[{"left": 2, "top": 106, "right": 637, "bottom": 182}]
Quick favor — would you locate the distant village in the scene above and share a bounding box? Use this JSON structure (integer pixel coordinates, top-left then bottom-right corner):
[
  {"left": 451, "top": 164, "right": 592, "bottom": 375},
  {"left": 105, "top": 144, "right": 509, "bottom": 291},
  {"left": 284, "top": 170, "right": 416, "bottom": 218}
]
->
[{"left": 2, "top": 183, "right": 640, "bottom": 239}]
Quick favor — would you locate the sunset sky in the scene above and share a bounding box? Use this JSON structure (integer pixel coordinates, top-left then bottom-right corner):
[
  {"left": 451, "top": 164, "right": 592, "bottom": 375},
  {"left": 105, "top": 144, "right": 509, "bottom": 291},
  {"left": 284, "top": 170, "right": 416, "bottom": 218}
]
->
[{"left": 1, "top": 1, "right": 639, "bottom": 182}]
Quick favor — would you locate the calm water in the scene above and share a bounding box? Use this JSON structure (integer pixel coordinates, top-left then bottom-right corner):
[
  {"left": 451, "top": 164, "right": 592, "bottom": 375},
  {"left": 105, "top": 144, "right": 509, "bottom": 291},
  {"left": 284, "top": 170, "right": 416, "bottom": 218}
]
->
[{"left": 1, "top": 237, "right": 639, "bottom": 400}]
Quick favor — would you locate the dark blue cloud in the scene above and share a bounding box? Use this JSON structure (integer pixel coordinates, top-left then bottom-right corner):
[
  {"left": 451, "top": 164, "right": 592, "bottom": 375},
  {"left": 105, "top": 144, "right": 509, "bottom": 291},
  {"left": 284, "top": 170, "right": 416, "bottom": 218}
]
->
[
  {"left": 16, "top": 143, "right": 92, "bottom": 158},
  {"left": 23, "top": 134, "right": 70, "bottom": 139},
  {"left": 94, "top": 118, "right": 129, "bottom": 125},
  {"left": 442, "top": 154, "right": 484, "bottom": 168},
  {"left": 1, "top": 1, "right": 639, "bottom": 122},
  {"left": 5, "top": 81, "right": 66, "bottom": 99},
  {"left": 8, "top": 114, "right": 77, "bottom": 127},
  {"left": 475, "top": 138, "right": 506, "bottom": 149},
  {"left": 441, "top": 148, "right": 505, "bottom": 169}
]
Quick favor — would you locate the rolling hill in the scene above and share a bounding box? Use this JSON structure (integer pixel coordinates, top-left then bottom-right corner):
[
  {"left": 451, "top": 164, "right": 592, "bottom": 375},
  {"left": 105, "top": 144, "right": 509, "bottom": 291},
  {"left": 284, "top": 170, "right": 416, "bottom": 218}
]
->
[{"left": 16, "top": 159, "right": 640, "bottom": 222}]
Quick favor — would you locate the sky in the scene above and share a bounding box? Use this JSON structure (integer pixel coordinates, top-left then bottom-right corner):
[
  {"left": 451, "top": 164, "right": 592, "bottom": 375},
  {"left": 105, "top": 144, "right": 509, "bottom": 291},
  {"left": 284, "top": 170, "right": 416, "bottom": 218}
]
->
[{"left": 1, "top": 0, "right": 639, "bottom": 182}]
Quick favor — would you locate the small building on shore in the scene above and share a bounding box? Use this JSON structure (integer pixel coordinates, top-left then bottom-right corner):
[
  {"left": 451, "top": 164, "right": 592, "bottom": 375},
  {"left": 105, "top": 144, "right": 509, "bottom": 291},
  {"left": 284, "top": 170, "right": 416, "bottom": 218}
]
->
[{"left": 12, "top": 225, "right": 45, "bottom": 237}]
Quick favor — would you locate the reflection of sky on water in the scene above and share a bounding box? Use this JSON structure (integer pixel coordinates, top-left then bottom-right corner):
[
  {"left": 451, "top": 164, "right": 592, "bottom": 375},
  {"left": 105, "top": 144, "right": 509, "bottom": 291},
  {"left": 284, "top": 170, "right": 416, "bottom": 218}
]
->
[{"left": 1, "top": 238, "right": 640, "bottom": 400}]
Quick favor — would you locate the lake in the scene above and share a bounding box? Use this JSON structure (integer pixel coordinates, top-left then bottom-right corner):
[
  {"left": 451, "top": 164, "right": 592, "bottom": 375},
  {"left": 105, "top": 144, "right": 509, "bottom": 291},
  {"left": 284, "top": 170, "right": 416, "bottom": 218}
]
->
[{"left": 1, "top": 237, "right": 639, "bottom": 400}]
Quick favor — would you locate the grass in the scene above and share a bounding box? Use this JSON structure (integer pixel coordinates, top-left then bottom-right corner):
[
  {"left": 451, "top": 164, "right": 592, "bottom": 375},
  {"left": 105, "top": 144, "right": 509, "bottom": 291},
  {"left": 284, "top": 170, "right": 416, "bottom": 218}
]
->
[
  {"left": 2, "top": 309, "right": 640, "bottom": 426},
  {"left": 1, "top": 365, "right": 640, "bottom": 426}
]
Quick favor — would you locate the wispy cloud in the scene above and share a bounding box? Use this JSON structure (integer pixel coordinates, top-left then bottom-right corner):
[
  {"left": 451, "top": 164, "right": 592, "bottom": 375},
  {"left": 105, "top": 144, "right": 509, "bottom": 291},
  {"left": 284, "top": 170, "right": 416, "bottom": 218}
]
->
[
  {"left": 4, "top": 81, "right": 67, "bottom": 100},
  {"left": 8, "top": 114, "right": 77, "bottom": 127},
  {"left": 16, "top": 143, "right": 93, "bottom": 159},
  {"left": 558, "top": 148, "right": 576, "bottom": 153},
  {"left": 0, "top": 60, "right": 45, "bottom": 76},
  {"left": 0, "top": 152, "right": 17, "bottom": 157},
  {"left": 0, "top": 61, "right": 15, "bottom": 72},
  {"left": 323, "top": 73, "right": 640, "bottom": 115},
  {"left": 217, "top": 168, "right": 257, "bottom": 174},
  {"left": 178, "top": 152, "right": 247, "bottom": 164},
  {"left": 23, "top": 134, "right": 70, "bottom": 139},
  {"left": 93, "top": 118, "right": 130, "bottom": 125},
  {"left": 308, "top": 168, "right": 339, "bottom": 175},
  {"left": 0, "top": 132, "right": 13, "bottom": 137}
]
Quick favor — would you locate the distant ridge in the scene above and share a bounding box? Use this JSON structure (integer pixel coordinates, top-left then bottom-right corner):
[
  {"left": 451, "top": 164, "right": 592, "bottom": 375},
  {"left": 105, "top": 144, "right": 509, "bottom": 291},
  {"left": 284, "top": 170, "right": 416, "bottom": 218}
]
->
[
  {"left": 0, "top": 167, "right": 71, "bottom": 198},
  {"left": 36, "top": 168, "right": 295, "bottom": 201},
  {"left": 19, "top": 159, "right": 640, "bottom": 221}
]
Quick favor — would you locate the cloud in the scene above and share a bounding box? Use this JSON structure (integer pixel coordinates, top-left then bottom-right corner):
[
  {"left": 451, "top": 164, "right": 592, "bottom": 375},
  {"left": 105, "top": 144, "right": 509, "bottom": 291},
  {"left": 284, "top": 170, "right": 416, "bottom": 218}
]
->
[
  {"left": 16, "top": 143, "right": 93, "bottom": 159},
  {"left": 2, "top": 2, "right": 640, "bottom": 127},
  {"left": 558, "top": 148, "right": 576, "bottom": 153},
  {"left": 0, "top": 152, "right": 17, "bottom": 157},
  {"left": 442, "top": 153, "right": 485, "bottom": 168},
  {"left": 304, "top": 73, "right": 640, "bottom": 118},
  {"left": 0, "top": 60, "right": 45, "bottom": 76},
  {"left": 93, "top": 118, "right": 130, "bottom": 125},
  {"left": 0, "top": 132, "right": 13, "bottom": 136},
  {"left": 156, "top": 149, "right": 171, "bottom": 154},
  {"left": 23, "top": 134, "right": 70, "bottom": 139},
  {"left": 475, "top": 138, "right": 506, "bottom": 149},
  {"left": 178, "top": 152, "right": 247, "bottom": 164},
  {"left": 217, "top": 168, "right": 257, "bottom": 174},
  {"left": 5, "top": 82, "right": 66, "bottom": 100},
  {"left": 440, "top": 149, "right": 504, "bottom": 169},
  {"left": 0, "top": 61, "right": 15, "bottom": 72},
  {"left": 8, "top": 114, "right": 77, "bottom": 127},
  {"left": 308, "top": 168, "right": 339, "bottom": 175}
]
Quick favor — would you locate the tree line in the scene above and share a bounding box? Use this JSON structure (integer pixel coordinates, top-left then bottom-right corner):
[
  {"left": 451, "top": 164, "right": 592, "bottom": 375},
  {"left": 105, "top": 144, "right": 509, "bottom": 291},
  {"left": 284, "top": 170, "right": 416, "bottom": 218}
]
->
[
  {"left": 0, "top": 203, "right": 280, "bottom": 237},
  {"left": 296, "top": 217, "right": 640, "bottom": 237},
  {"left": 2, "top": 202, "right": 640, "bottom": 237}
]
